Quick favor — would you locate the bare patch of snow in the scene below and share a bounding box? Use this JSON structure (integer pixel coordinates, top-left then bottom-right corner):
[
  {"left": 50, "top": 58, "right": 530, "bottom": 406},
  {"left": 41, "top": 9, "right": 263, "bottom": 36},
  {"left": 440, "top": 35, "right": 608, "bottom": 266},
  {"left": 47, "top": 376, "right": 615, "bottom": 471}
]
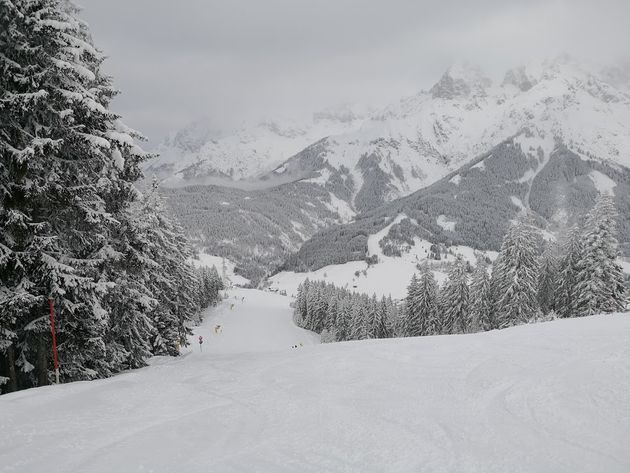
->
[
  {"left": 588, "top": 170, "right": 616, "bottom": 195},
  {"left": 436, "top": 215, "right": 456, "bottom": 232}
]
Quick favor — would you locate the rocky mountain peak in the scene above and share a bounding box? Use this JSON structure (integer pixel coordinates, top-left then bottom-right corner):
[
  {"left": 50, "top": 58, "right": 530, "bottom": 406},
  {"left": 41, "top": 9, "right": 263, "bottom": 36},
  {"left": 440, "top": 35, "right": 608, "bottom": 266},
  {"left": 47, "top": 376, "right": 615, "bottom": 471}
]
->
[{"left": 430, "top": 62, "right": 492, "bottom": 99}]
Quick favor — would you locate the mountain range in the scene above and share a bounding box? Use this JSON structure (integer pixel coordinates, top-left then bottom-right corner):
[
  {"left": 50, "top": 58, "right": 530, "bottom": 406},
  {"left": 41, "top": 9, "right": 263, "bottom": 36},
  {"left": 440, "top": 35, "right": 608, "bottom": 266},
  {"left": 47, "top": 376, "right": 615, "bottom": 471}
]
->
[{"left": 157, "top": 56, "right": 630, "bottom": 282}]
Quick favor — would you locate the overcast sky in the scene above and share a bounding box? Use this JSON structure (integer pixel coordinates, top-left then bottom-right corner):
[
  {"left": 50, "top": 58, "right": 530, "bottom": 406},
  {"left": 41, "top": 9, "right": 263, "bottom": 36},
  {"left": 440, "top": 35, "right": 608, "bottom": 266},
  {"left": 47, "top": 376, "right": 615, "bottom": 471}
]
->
[{"left": 78, "top": 0, "right": 630, "bottom": 145}]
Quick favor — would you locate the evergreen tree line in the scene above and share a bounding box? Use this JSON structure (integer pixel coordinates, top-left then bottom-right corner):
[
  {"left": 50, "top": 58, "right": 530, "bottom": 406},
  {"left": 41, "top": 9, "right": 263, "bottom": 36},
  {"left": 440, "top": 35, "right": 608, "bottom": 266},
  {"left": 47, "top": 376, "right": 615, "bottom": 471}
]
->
[
  {"left": 293, "top": 280, "right": 401, "bottom": 342},
  {"left": 295, "top": 194, "right": 627, "bottom": 342},
  {"left": 0, "top": 0, "right": 223, "bottom": 393}
]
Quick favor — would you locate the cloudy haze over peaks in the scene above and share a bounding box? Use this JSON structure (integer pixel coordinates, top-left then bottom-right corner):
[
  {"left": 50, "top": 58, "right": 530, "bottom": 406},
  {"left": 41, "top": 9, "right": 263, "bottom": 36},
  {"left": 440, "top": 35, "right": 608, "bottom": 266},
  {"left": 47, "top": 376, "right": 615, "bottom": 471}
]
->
[{"left": 78, "top": 0, "right": 630, "bottom": 145}]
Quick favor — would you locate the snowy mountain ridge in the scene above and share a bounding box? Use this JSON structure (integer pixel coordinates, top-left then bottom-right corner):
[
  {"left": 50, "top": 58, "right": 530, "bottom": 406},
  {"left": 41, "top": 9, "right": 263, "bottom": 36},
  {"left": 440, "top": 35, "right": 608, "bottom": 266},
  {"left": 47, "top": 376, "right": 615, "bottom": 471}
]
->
[
  {"left": 147, "top": 104, "right": 370, "bottom": 184},
  {"left": 162, "top": 57, "right": 630, "bottom": 282},
  {"left": 271, "top": 57, "right": 630, "bottom": 211},
  {"left": 153, "top": 56, "right": 630, "bottom": 207}
]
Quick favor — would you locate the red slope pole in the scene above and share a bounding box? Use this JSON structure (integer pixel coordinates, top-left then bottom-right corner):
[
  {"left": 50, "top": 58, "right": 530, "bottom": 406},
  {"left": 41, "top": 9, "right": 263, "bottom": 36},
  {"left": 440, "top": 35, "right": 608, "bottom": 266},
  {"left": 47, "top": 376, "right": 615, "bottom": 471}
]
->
[{"left": 48, "top": 298, "right": 60, "bottom": 384}]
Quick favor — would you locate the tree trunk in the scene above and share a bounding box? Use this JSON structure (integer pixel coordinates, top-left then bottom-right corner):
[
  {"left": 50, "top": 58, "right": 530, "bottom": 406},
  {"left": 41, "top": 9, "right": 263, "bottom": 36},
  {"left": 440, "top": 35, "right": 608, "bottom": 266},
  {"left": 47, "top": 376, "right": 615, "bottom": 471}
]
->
[
  {"left": 7, "top": 345, "right": 18, "bottom": 392},
  {"left": 37, "top": 336, "right": 48, "bottom": 387}
]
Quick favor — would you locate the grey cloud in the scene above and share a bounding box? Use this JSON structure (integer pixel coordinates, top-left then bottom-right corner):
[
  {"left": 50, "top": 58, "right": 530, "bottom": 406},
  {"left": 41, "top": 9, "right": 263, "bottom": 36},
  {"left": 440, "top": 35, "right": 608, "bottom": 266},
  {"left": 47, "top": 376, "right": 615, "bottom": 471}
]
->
[{"left": 78, "top": 0, "right": 630, "bottom": 144}]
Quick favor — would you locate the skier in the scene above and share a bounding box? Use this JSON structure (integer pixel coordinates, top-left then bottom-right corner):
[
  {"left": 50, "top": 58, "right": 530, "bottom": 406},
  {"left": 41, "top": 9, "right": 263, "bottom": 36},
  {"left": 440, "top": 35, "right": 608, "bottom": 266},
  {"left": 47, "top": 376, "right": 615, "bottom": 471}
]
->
[{"left": 198, "top": 335, "right": 203, "bottom": 352}]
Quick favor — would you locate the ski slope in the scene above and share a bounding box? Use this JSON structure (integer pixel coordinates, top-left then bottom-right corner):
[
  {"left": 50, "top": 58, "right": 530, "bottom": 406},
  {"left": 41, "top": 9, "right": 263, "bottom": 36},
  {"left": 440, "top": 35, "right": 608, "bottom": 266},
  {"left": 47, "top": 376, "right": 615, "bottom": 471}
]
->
[{"left": 1, "top": 289, "right": 629, "bottom": 473}]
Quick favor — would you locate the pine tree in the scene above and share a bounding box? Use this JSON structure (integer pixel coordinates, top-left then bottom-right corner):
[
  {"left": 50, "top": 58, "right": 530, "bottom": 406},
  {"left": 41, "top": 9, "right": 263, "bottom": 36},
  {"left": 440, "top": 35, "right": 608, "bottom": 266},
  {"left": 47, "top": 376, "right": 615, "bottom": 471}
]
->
[
  {"left": 537, "top": 242, "right": 560, "bottom": 315},
  {"left": 350, "top": 298, "right": 367, "bottom": 340},
  {"left": 0, "top": 0, "right": 213, "bottom": 393},
  {"left": 493, "top": 218, "right": 540, "bottom": 327},
  {"left": 574, "top": 195, "right": 627, "bottom": 316},
  {"left": 372, "top": 297, "right": 390, "bottom": 339},
  {"left": 0, "top": 0, "right": 151, "bottom": 387},
  {"left": 439, "top": 257, "right": 470, "bottom": 334},
  {"left": 294, "top": 279, "right": 310, "bottom": 327},
  {"left": 556, "top": 225, "right": 583, "bottom": 318},
  {"left": 335, "top": 297, "right": 351, "bottom": 341},
  {"left": 468, "top": 262, "right": 494, "bottom": 332},
  {"left": 365, "top": 294, "right": 379, "bottom": 338},
  {"left": 404, "top": 274, "right": 422, "bottom": 336},
  {"left": 326, "top": 293, "right": 339, "bottom": 331}
]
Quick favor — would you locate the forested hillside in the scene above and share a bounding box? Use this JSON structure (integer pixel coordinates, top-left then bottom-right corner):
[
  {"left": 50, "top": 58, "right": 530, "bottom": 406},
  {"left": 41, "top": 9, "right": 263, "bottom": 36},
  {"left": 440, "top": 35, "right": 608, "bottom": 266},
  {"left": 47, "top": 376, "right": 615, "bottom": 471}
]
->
[
  {"left": 283, "top": 135, "right": 630, "bottom": 273},
  {"left": 294, "top": 195, "right": 628, "bottom": 343}
]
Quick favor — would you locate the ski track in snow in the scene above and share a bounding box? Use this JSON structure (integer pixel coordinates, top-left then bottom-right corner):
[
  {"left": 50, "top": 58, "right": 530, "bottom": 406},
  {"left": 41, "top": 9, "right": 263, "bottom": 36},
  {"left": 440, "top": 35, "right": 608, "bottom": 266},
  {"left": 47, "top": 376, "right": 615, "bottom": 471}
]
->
[{"left": 1, "top": 289, "right": 629, "bottom": 473}]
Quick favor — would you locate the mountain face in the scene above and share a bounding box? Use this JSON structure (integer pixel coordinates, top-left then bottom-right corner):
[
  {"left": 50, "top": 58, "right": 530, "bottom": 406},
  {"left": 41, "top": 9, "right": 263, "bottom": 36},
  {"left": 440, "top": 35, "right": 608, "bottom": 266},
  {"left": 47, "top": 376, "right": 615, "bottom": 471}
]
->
[
  {"left": 160, "top": 57, "right": 630, "bottom": 283},
  {"left": 282, "top": 135, "right": 630, "bottom": 273},
  {"left": 261, "top": 58, "right": 630, "bottom": 213},
  {"left": 146, "top": 105, "right": 369, "bottom": 185}
]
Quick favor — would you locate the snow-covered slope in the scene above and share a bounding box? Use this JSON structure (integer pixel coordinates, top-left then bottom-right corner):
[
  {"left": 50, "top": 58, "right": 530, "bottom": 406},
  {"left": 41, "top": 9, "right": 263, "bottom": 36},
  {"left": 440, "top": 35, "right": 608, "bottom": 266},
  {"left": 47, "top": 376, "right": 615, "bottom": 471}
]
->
[
  {"left": 190, "top": 252, "right": 251, "bottom": 287},
  {"left": 147, "top": 105, "right": 369, "bottom": 185},
  {"left": 1, "top": 290, "right": 629, "bottom": 473},
  {"left": 269, "top": 214, "right": 498, "bottom": 298}
]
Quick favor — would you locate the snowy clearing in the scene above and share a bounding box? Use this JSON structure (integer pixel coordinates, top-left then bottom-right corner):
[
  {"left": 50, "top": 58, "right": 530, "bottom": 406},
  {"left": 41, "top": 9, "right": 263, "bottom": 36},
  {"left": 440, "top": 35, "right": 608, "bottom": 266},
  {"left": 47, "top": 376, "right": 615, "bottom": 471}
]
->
[
  {"left": 1, "top": 290, "right": 629, "bottom": 473},
  {"left": 191, "top": 252, "right": 250, "bottom": 287},
  {"left": 269, "top": 236, "right": 497, "bottom": 299}
]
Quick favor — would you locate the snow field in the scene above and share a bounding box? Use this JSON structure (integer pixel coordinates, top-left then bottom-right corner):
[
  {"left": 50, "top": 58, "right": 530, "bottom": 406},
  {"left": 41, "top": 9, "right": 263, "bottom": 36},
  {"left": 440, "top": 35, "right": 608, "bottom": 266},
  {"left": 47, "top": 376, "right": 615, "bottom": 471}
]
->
[
  {"left": 1, "top": 292, "right": 628, "bottom": 472},
  {"left": 269, "top": 217, "right": 498, "bottom": 299}
]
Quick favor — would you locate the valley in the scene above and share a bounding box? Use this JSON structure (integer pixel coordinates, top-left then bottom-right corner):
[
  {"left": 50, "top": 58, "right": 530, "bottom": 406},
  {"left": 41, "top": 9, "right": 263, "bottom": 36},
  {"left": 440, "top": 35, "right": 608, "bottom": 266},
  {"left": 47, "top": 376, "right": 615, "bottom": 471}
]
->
[{"left": 156, "top": 58, "right": 630, "bottom": 283}]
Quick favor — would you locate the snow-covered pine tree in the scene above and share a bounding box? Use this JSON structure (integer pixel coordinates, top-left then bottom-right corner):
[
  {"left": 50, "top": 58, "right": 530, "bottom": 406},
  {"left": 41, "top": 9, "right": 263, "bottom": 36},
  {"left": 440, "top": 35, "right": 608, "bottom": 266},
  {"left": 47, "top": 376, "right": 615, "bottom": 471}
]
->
[
  {"left": 404, "top": 274, "right": 422, "bottom": 336},
  {"left": 133, "top": 181, "right": 200, "bottom": 355},
  {"left": 293, "top": 279, "right": 310, "bottom": 327},
  {"left": 372, "top": 296, "right": 390, "bottom": 339},
  {"left": 556, "top": 225, "right": 583, "bottom": 318},
  {"left": 386, "top": 296, "right": 403, "bottom": 338},
  {"left": 365, "top": 294, "right": 379, "bottom": 338},
  {"left": 417, "top": 265, "right": 440, "bottom": 335},
  {"left": 304, "top": 283, "right": 326, "bottom": 332},
  {"left": 0, "top": 0, "right": 150, "bottom": 388},
  {"left": 350, "top": 297, "right": 367, "bottom": 340},
  {"left": 492, "top": 218, "right": 540, "bottom": 327},
  {"left": 574, "top": 194, "right": 627, "bottom": 316},
  {"left": 335, "top": 296, "right": 351, "bottom": 341},
  {"left": 468, "top": 262, "right": 493, "bottom": 332},
  {"left": 537, "top": 241, "right": 560, "bottom": 315},
  {"left": 439, "top": 257, "right": 469, "bottom": 334},
  {"left": 326, "top": 293, "right": 339, "bottom": 332},
  {"left": 0, "top": 0, "right": 209, "bottom": 392}
]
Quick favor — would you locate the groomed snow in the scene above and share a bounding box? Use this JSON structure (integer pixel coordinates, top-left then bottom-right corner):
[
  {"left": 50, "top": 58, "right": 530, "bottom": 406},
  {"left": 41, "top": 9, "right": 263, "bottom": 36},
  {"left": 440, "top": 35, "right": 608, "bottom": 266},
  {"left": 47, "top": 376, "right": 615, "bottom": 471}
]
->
[{"left": 1, "top": 290, "right": 629, "bottom": 473}]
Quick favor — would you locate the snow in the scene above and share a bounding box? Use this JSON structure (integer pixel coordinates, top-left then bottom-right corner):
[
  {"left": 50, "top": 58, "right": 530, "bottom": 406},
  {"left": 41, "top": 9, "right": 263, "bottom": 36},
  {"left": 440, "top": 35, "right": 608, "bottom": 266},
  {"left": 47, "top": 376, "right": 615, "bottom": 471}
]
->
[
  {"left": 436, "top": 214, "right": 456, "bottom": 232},
  {"left": 150, "top": 105, "right": 368, "bottom": 184},
  {"left": 270, "top": 233, "right": 496, "bottom": 300},
  {"left": 322, "top": 192, "right": 356, "bottom": 223},
  {"left": 1, "top": 292, "right": 629, "bottom": 473},
  {"left": 471, "top": 160, "right": 486, "bottom": 170},
  {"left": 589, "top": 170, "right": 617, "bottom": 194},
  {"left": 510, "top": 195, "right": 526, "bottom": 211},
  {"left": 197, "top": 288, "right": 320, "bottom": 354},
  {"left": 367, "top": 214, "right": 408, "bottom": 256},
  {"left": 111, "top": 147, "right": 124, "bottom": 170},
  {"left": 191, "top": 252, "right": 250, "bottom": 287}
]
